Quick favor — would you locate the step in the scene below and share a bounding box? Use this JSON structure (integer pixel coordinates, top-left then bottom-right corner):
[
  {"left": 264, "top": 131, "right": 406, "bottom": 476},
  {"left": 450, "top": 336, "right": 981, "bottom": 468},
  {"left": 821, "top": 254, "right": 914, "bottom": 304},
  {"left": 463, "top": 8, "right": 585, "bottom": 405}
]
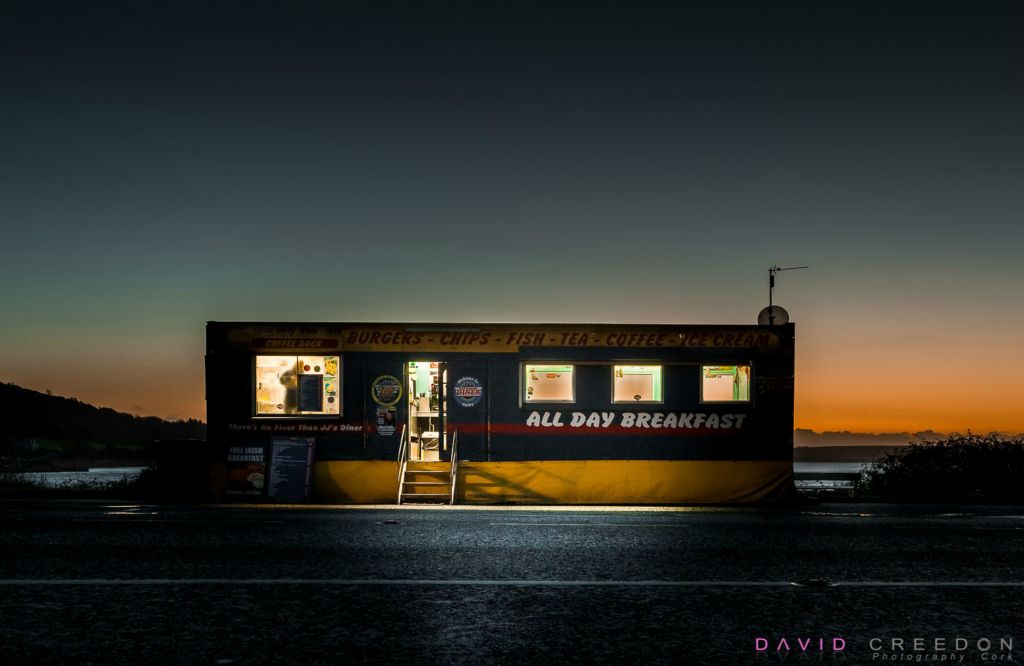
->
[
  {"left": 403, "top": 481, "right": 450, "bottom": 486},
  {"left": 401, "top": 492, "right": 450, "bottom": 498},
  {"left": 403, "top": 469, "right": 451, "bottom": 475}
]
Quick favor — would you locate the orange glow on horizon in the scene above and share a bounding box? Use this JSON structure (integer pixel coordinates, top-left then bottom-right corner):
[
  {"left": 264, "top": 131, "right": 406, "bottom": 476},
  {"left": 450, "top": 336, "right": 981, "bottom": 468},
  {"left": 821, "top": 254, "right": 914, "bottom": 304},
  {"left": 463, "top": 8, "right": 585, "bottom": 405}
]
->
[
  {"left": 7, "top": 322, "right": 1023, "bottom": 434},
  {"left": 794, "top": 322, "right": 1024, "bottom": 434},
  {"left": 12, "top": 365, "right": 1023, "bottom": 435}
]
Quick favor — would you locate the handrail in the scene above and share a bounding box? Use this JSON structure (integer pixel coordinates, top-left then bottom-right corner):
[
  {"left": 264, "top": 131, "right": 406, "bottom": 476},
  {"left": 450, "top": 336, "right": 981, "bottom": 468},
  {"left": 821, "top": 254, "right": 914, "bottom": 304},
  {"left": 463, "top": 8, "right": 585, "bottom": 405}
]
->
[
  {"left": 449, "top": 430, "right": 458, "bottom": 506},
  {"left": 396, "top": 424, "right": 407, "bottom": 479},
  {"left": 396, "top": 425, "right": 407, "bottom": 504}
]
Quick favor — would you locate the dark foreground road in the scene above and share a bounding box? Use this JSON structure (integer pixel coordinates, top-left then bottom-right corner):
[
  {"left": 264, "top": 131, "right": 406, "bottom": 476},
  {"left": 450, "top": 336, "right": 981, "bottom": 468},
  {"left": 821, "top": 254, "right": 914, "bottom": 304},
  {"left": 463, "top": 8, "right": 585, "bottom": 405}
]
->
[{"left": 2, "top": 501, "right": 1023, "bottom": 665}]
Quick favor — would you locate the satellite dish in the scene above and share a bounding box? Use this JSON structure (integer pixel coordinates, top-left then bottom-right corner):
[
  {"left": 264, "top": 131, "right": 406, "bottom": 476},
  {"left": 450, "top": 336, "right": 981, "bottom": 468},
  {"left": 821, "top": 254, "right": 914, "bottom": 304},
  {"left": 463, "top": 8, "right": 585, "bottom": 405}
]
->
[{"left": 758, "top": 305, "right": 790, "bottom": 325}]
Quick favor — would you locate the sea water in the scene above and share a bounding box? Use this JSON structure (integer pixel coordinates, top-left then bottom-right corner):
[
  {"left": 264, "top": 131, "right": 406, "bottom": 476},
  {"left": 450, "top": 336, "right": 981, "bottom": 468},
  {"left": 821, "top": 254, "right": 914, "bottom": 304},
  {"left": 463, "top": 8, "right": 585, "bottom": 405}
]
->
[{"left": 15, "top": 467, "right": 147, "bottom": 488}]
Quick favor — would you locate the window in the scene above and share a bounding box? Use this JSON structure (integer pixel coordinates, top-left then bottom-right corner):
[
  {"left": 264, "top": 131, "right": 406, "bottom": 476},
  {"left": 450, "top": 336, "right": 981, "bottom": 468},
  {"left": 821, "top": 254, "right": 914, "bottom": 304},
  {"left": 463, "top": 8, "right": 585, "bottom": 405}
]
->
[
  {"left": 701, "top": 365, "right": 750, "bottom": 402},
  {"left": 524, "top": 364, "right": 575, "bottom": 403},
  {"left": 255, "top": 355, "right": 340, "bottom": 415},
  {"left": 613, "top": 365, "right": 663, "bottom": 403}
]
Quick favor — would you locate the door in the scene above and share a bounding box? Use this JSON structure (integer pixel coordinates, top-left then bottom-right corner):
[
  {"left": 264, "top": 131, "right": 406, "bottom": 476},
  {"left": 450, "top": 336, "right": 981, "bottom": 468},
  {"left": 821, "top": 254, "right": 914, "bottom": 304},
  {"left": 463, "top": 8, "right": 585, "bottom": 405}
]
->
[
  {"left": 367, "top": 358, "right": 405, "bottom": 461},
  {"left": 445, "top": 360, "right": 488, "bottom": 463},
  {"left": 406, "top": 361, "right": 447, "bottom": 461}
]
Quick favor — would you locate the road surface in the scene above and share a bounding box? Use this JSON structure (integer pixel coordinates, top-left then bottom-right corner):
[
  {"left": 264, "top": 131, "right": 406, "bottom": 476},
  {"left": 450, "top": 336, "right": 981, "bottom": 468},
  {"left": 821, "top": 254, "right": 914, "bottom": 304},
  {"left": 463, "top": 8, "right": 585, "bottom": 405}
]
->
[{"left": 2, "top": 501, "right": 1022, "bottom": 664}]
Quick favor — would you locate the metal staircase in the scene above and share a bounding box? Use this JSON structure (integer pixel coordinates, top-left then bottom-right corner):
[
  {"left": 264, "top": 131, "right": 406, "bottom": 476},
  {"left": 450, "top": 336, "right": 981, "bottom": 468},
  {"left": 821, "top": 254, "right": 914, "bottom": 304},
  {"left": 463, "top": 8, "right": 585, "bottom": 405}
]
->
[{"left": 397, "top": 431, "right": 458, "bottom": 505}]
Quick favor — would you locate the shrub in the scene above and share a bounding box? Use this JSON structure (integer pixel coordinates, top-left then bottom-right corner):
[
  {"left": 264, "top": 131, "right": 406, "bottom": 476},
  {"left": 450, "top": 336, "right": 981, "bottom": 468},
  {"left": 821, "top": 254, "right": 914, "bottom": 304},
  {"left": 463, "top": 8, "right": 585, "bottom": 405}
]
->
[{"left": 861, "top": 434, "right": 1024, "bottom": 503}]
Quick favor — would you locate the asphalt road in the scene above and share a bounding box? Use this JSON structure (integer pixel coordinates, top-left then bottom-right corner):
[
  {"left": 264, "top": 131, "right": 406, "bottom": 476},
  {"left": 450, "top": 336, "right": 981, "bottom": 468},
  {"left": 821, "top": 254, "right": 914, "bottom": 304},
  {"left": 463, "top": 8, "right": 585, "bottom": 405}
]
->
[{"left": 2, "top": 501, "right": 1023, "bottom": 665}]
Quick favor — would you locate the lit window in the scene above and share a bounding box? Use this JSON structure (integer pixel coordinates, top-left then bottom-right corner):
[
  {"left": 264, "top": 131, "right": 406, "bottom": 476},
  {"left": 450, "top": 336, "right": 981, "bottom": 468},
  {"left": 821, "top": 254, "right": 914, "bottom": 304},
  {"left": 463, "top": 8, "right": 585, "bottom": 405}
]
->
[
  {"left": 524, "top": 364, "right": 574, "bottom": 403},
  {"left": 613, "top": 365, "right": 663, "bottom": 403},
  {"left": 701, "top": 365, "right": 750, "bottom": 402},
  {"left": 256, "top": 355, "right": 341, "bottom": 415}
]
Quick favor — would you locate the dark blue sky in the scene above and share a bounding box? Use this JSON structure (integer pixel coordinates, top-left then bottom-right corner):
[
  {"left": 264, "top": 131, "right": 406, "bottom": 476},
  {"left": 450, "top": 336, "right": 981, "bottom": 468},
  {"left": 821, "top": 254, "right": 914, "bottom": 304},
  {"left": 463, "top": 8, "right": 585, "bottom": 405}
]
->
[{"left": 1, "top": 1, "right": 1022, "bottom": 429}]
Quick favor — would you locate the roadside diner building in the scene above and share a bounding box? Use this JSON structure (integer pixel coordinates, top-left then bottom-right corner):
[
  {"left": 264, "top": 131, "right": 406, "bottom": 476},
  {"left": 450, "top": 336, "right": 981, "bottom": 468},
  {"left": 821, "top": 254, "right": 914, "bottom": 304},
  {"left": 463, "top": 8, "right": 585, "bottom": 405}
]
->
[{"left": 205, "top": 321, "right": 795, "bottom": 504}]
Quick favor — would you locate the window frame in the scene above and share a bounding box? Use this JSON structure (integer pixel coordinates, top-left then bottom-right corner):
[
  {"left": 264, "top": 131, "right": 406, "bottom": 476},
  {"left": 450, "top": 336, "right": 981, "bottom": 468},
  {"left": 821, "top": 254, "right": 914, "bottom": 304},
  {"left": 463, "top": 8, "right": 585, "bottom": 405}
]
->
[
  {"left": 253, "top": 354, "right": 343, "bottom": 418},
  {"left": 521, "top": 362, "right": 577, "bottom": 405},
  {"left": 610, "top": 364, "right": 665, "bottom": 404},
  {"left": 699, "top": 363, "right": 752, "bottom": 404}
]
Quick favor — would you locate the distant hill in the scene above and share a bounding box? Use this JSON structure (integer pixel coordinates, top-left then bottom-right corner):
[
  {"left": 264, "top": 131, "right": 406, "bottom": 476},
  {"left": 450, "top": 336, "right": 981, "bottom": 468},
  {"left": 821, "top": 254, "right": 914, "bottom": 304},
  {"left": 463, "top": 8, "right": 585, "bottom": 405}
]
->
[
  {"left": 794, "top": 427, "right": 1023, "bottom": 448},
  {"left": 795, "top": 428, "right": 917, "bottom": 447},
  {"left": 794, "top": 445, "right": 903, "bottom": 463},
  {"left": 0, "top": 382, "right": 205, "bottom": 457}
]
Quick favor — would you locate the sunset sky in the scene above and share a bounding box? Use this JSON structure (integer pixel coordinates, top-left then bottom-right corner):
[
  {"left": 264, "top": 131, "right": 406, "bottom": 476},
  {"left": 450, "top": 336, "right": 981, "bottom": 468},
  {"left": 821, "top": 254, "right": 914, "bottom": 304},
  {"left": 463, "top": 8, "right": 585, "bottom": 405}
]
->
[{"left": 2, "top": 1, "right": 1022, "bottom": 434}]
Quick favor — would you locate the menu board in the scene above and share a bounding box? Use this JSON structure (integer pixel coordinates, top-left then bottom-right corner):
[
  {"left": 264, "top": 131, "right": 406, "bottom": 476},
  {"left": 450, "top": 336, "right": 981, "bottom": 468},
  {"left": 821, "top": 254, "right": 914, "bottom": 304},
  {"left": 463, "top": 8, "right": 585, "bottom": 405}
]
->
[
  {"left": 298, "top": 375, "right": 324, "bottom": 412},
  {"left": 266, "top": 437, "right": 315, "bottom": 501}
]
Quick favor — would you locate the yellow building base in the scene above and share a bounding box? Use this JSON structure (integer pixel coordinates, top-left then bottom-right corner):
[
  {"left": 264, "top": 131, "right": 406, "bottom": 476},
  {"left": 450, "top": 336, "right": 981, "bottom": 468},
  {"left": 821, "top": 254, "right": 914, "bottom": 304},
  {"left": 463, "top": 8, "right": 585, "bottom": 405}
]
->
[{"left": 312, "top": 459, "right": 793, "bottom": 504}]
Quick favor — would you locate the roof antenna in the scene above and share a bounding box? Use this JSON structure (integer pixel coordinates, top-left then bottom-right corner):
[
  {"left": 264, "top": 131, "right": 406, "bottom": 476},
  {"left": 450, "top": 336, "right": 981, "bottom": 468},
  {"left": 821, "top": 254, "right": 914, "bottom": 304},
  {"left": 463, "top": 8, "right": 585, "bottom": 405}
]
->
[{"left": 759, "top": 265, "right": 808, "bottom": 325}]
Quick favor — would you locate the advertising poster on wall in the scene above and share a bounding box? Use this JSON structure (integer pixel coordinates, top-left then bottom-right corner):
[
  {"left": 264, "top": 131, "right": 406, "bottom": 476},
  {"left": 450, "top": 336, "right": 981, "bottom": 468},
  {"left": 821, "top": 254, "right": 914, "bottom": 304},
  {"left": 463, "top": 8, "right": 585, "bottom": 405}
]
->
[
  {"left": 266, "top": 437, "right": 316, "bottom": 501},
  {"left": 454, "top": 376, "right": 483, "bottom": 407},
  {"left": 371, "top": 374, "right": 402, "bottom": 406},
  {"left": 224, "top": 445, "right": 267, "bottom": 496},
  {"left": 376, "top": 406, "right": 396, "bottom": 436}
]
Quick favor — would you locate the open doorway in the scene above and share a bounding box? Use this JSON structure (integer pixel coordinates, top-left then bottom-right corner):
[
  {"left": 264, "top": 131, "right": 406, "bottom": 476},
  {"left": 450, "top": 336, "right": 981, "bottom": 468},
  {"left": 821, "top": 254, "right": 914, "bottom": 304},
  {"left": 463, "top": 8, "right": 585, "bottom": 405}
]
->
[{"left": 406, "top": 361, "right": 446, "bottom": 461}]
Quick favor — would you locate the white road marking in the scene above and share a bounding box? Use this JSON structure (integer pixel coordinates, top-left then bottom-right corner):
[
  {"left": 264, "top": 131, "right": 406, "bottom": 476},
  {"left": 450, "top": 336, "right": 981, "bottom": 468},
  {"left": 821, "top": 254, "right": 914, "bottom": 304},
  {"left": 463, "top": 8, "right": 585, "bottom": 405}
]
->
[
  {"left": 489, "top": 522, "right": 690, "bottom": 527},
  {"left": 0, "top": 579, "right": 1022, "bottom": 587},
  {"left": 893, "top": 526, "right": 1023, "bottom": 531},
  {"left": 68, "top": 519, "right": 286, "bottom": 524}
]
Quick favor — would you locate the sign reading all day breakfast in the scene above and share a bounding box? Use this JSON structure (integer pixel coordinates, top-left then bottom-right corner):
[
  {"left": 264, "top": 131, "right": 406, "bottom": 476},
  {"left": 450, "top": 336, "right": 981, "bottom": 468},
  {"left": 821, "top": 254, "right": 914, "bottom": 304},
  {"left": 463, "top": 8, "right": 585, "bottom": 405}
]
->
[{"left": 525, "top": 411, "right": 748, "bottom": 430}]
